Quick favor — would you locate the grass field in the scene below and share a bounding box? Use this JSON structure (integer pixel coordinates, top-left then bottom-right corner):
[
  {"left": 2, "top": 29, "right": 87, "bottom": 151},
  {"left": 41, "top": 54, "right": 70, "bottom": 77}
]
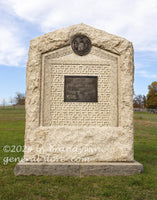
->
[{"left": 0, "top": 107, "right": 157, "bottom": 200}]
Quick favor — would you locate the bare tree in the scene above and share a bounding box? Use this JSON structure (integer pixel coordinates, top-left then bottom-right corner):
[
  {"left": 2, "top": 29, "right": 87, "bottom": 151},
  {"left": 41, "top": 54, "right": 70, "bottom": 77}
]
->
[
  {"left": 2, "top": 99, "right": 6, "bottom": 109},
  {"left": 133, "top": 95, "right": 146, "bottom": 108},
  {"left": 9, "top": 97, "right": 15, "bottom": 109}
]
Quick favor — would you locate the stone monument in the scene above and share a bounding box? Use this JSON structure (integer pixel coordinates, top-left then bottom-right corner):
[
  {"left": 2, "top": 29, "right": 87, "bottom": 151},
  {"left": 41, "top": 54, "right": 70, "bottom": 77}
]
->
[{"left": 14, "top": 24, "right": 143, "bottom": 176}]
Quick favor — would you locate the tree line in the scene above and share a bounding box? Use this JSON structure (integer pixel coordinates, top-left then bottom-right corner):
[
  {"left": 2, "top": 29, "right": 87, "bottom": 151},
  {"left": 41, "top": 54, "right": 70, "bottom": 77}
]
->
[
  {"left": 134, "top": 81, "right": 157, "bottom": 109},
  {"left": 14, "top": 81, "right": 157, "bottom": 109},
  {"left": 2, "top": 92, "right": 25, "bottom": 107}
]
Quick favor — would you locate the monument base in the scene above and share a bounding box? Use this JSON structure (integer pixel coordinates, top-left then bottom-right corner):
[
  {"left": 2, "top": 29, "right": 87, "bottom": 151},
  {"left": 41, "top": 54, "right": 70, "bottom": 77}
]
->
[{"left": 14, "top": 161, "right": 143, "bottom": 176}]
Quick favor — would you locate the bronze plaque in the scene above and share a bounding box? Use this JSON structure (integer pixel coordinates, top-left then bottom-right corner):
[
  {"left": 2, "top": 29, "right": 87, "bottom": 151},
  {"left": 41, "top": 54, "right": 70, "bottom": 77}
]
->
[
  {"left": 71, "top": 35, "right": 91, "bottom": 56},
  {"left": 64, "top": 76, "right": 98, "bottom": 102}
]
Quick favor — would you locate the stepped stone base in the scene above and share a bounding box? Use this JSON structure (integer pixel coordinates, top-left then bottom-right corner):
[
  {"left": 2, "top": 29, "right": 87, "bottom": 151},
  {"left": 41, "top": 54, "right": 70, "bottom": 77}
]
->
[{"left": 14, "top": 161, "right": 143, "bottom": 177}]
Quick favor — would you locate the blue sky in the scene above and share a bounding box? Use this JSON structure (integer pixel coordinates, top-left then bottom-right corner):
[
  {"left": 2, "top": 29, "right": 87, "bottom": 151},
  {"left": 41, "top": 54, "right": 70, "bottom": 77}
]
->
[{"left": 0, "top": 0, "right": 157, "bottom": 104}]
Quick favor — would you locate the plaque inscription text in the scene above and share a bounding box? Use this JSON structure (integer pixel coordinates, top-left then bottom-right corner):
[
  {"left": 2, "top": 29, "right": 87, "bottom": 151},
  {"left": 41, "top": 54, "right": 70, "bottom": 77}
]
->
[{"left": 64, "top": 76, "right": 98, "bottom": 102}]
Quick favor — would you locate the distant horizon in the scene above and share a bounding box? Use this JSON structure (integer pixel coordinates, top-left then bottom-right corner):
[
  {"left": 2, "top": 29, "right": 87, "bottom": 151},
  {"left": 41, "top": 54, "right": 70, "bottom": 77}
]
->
[{"left": 0, "top": 1, "right": 157, "bottom": 104}]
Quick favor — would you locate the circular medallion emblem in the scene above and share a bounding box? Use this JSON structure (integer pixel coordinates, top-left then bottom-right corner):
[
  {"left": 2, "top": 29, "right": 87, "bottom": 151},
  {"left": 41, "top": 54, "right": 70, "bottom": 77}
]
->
[{"left": 71, "top": 35, "right": 91, "bottom": 56}]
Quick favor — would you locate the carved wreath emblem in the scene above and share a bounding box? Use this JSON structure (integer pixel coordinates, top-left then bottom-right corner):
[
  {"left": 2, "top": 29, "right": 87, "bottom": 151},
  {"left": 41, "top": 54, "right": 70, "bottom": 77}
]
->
[{"left": 71, "top": 35, "right": 91, "bottom": 56}]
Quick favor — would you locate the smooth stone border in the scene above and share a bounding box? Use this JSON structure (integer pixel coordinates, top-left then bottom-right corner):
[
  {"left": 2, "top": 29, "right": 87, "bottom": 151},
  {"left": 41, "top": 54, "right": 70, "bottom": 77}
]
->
[{"left": 14, "top": 161, "right": 143, "bottom": 176}]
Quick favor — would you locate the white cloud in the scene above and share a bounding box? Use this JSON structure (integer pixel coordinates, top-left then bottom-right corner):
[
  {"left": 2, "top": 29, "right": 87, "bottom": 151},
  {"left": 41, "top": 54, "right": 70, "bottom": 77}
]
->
[
  {"left": 136, "top": 70, "right": 157, "bottom": 79},
  {"left": 0, "top": 1, "right": 27, "bottom": 67},
  {"left": 1, "top": 0, "right": 157, "bottom": 68},
  {"left": 4, "top": 0, "right": 157, "bottom": 52},
  {"left": 135, "top": 53, "right": 157, "bottom": 79},
  {"left": 0, "top": 26, "right": 26, "bottom": 66}
]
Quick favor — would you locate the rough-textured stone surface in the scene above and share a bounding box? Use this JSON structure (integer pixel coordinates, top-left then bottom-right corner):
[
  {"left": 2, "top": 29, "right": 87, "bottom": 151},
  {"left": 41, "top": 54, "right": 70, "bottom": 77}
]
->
[
  {"left": 14, "top": 24, "right": 143, "bottom": 176},
  {"left": 23, "top": 23, "right": 135, "bottom": 163},
  {"left": 24, "top": 126, "right": 133, "bottom": 162},
  {"left": 14, "top": 161, "right": 143, "bottom": 176}
]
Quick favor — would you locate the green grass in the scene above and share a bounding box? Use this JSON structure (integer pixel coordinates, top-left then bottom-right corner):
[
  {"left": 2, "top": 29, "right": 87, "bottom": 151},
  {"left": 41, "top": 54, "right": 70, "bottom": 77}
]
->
[{"left": 0, "top": 108, "right": 157, "bottom": 200}]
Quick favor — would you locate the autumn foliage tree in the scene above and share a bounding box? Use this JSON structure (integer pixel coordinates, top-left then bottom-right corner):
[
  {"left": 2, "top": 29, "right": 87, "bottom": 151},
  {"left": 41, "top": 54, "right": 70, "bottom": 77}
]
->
[
  {"left": 15, "top": 92, "right": 25, "bottom": 105},
  {"left": 146, "top": 81, "right": 157, "bottom": 109}
]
